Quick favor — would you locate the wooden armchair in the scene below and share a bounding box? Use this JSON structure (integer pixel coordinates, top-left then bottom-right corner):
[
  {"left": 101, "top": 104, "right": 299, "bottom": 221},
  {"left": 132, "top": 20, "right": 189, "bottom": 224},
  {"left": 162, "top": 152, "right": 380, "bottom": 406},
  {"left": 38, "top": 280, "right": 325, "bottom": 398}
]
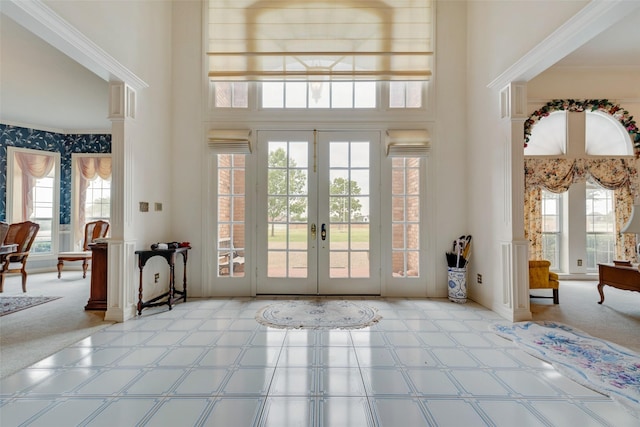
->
[
  {"left": 0, "top": 222, "right": 8, "bottom": 244},
  {"left": 1, "top": 221, "right": 40, "bottom": 292},
  {"left": 57, "top": 220, "right": 109, "bottom": 279},
  {"left": 529, "top": 260, "right": 560, "bottom": 304}
]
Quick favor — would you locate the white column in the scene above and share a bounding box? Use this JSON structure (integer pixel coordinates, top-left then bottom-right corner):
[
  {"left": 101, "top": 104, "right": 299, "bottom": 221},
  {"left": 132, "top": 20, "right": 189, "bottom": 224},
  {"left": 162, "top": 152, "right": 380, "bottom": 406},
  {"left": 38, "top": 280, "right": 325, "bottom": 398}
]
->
[
  {"left": 496, "top": 82, "right": 532, "bottom": 322},
  {"left": 105, "top": 81, "right": 137, "bottom": 322}
]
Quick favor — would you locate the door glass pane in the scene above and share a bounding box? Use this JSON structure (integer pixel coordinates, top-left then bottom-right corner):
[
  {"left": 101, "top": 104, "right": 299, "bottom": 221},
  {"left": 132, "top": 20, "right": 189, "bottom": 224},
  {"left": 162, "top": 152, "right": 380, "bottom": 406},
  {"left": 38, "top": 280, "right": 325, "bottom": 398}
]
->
[
  {"left": 350, "top": 252, "right": 369, "bottom": 278},
  {"left": 328, "top": 141, "right": 370, "bottom": 278},
  {"left": 289, "top": 252, "right": 307, "bottom": 277},
  {"left": 267, "top": 141, "right": 309, "bottom": 278},
  {"left": 330, "top": 252, "right": 349, "bottom": 278}
]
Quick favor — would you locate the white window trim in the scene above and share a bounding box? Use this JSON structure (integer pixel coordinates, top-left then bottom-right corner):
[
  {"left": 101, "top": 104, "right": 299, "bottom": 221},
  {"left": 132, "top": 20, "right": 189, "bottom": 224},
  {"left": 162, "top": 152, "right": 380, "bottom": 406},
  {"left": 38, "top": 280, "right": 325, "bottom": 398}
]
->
[{"left": 7, "top": 146, "right": 61, "bottom": 259}]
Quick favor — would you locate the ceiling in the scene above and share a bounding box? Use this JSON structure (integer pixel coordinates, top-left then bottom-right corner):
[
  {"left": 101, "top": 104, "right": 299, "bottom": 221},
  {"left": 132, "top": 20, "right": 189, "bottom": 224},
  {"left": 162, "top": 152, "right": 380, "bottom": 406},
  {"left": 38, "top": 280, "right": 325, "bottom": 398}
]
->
[{"left": 0, "top": 6, "right": 638, "bottom": 133}]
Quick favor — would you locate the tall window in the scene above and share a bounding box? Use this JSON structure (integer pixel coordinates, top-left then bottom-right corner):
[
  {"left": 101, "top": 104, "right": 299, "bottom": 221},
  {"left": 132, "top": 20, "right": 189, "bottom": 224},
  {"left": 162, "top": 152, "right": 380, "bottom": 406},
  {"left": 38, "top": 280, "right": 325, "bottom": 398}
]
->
[
  {"left": 7, "top": 147, "right": 60, "bottom": 255},
  {"left": 586, "top": 180, "right": 615, "bottom": 270},
  {"left": 71, "top": 155, "right": 111, "bottom": 250},
  {"left": 541, "top": 190, "right": 562, "bottom": 270},
  {"left": 217, "top": 154, "right": 246, "bottom": 277},
  {"left": 85, "top": 177, "right": 111, "bottom": 222},
  {"left": 391, "top": 158, "right": 421, "bottom": 278}
]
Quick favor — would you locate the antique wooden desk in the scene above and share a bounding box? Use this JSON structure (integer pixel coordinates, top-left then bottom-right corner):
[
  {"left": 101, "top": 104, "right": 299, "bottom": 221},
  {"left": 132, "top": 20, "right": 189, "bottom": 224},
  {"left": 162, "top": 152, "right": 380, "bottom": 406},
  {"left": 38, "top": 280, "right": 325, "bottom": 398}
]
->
[
  {"left": 86, "top": 242, "right": 108, "bottom": 310},
  {"left": 135, "top": 246, "right": 190, "bottom": 315},
  {"left": 597, "top": 263, "right": 640, "bottom": 304}
]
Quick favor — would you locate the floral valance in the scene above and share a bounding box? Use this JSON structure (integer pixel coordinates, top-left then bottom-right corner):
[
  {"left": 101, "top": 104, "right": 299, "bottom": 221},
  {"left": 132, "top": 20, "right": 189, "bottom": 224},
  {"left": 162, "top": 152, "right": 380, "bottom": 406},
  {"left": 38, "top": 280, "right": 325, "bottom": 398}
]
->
[
  {"left": 524, "top": 158, "right": 639, "bottom": 199},
  {"left": 524, "top": 99, "right": 640, "bottom": 157}
]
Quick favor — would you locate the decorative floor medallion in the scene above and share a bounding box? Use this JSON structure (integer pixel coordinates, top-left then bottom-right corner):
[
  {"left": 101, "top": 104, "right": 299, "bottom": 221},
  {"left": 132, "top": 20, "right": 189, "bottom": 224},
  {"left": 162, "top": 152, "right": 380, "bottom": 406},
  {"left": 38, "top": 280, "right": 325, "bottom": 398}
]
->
[{"left": 255, "top": 299, "right": 382, "bottom": 330}]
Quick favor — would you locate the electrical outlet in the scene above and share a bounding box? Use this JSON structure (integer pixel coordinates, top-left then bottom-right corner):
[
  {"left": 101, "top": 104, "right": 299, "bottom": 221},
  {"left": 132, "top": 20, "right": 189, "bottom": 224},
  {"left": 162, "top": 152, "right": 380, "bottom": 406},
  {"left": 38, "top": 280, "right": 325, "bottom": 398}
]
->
[
  {"left": 477, "top": 273, "right": 482, "bottom": 284},
  {"left": 154, "top": 273, "right": 160, "bottom": 283},
  {"left": 577, "top": 259, "right": 582, "bottom": 266}
]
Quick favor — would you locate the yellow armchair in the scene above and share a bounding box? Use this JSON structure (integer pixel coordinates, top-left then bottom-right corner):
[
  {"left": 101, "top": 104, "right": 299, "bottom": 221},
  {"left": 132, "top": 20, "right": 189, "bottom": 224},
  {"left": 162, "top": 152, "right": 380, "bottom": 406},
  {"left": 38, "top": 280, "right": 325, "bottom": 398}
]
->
[{"left": 529, "top": 260, "right": 559, "bottom": 304}]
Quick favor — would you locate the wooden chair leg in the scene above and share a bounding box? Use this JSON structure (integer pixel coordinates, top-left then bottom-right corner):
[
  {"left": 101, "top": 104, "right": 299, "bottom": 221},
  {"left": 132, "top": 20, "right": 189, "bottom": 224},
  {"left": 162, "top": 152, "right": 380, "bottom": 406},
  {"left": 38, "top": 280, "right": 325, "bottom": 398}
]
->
[
  {"left": 553, "top": 289, "right": 559, "bottom": 304},
  {"left": 0, "top": 273, "right": 4, "bottom": 292},
  {"left": 82, "top": 259, "right": 88, "bottom": 278},
  {"left": 21, "top": 270, "right": 27, "bottom": 293},
  {"left": 57, "top": 260, "right": 63, "bottom": 278}
]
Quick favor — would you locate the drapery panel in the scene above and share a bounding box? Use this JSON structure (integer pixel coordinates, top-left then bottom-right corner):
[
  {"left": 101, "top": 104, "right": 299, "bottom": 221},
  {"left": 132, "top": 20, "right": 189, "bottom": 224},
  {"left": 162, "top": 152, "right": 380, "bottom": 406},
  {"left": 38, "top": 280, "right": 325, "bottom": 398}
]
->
[
  {"left": 14, "top": 151, "right": 56, "bottom": 221},
  {"left": 73, "top": 157, "right": 112, "bottom": 248},
  {"left": 524, "top": 158, "right": 639, "bottom": 262}
]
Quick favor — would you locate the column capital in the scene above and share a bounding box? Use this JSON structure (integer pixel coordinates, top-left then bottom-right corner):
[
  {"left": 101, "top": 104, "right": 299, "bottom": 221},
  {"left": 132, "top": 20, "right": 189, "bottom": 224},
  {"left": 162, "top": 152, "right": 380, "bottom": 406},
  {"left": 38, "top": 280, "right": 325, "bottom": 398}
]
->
[
  {"left": 108, "top": 82, "right": 136, "bottom": 120},
  {"left": 500, "top": 82, "right": 528, "bottom": 120}
]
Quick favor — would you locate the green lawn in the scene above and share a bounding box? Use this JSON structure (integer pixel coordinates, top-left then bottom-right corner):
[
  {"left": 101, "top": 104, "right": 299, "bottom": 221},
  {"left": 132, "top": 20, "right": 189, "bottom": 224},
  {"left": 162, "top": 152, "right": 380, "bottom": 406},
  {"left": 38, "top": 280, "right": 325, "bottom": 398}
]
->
[{"left": 268, "top": 224, "right": 369, "bottom": 243}]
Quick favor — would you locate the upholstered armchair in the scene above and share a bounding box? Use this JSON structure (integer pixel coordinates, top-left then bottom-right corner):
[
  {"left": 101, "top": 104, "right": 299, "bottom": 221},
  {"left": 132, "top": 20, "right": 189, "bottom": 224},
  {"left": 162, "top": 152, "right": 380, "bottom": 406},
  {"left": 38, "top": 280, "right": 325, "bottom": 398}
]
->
[{"left": 529, "top": 260, "right": 559, "bottom": 304}]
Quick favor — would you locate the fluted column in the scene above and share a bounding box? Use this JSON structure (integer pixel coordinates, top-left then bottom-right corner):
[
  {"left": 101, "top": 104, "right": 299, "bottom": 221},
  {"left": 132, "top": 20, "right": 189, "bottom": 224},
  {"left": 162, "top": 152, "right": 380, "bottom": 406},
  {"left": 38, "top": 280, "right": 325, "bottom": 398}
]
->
[
  {"left": 497, "top": 82, "right": 532, "bottom": 322},
  {"left": 105, "top": 81, "right": 137, "bottom": 322}
]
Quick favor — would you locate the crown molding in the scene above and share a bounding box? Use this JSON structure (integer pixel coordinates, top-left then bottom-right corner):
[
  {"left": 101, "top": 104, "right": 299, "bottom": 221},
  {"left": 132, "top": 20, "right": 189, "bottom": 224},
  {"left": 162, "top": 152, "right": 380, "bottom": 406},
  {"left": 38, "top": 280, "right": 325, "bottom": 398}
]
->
[
  {"left": 1, "top": 120, "right": 111, "bottom": 135},
  {"left": 488, "top": 0, "right": 640, "bottom": 90},
  {"left": 0, "top": 0, "right": 148, "bottom": 91}
]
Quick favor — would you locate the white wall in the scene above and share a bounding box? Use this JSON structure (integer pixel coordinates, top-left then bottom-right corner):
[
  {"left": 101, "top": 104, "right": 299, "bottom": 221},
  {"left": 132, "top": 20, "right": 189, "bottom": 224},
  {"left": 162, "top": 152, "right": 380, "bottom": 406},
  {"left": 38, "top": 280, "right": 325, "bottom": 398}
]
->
[
  {"left": 432, "top": 0, "right": 470, "bottom": 296},
  {"left": 43, "top": 0, "right": 177, "bottom": 297},
  {"left": 171, "top": 0, "right": 205, "bottom": 295},
  {"left": 465, "top": 1, "right": 588, "bottom": 313}
]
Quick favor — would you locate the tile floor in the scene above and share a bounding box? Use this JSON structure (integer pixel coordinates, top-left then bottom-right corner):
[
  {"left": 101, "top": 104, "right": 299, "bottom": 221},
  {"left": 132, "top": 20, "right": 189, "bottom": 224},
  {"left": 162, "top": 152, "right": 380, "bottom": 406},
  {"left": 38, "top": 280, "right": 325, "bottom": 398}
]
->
[{"left": 1, "top": 297, "right": 638, "bottom": 426}]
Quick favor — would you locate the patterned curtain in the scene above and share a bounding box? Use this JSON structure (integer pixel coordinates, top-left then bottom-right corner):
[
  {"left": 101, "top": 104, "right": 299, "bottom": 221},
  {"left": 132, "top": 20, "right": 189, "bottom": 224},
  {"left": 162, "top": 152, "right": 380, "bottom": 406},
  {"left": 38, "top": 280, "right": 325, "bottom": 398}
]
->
[
  {"left": 524, "top": 187, "right": 543, "bottom": 259},
  {"left": 614, "top": 186, "right": 636, "bottom": 263},
  {"left": 73, "top": 157, "right": 112, "bottom": 247},
  {"left": 524, "top": 158, "right": 639, "bottom": 261}
]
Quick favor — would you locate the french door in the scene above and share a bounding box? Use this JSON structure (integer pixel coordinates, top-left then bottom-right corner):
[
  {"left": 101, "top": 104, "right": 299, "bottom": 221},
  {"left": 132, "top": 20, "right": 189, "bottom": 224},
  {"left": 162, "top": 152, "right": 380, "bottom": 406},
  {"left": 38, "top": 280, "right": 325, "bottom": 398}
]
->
[{"left": 256, "top": 130, "right": 380, "bottom": 295}]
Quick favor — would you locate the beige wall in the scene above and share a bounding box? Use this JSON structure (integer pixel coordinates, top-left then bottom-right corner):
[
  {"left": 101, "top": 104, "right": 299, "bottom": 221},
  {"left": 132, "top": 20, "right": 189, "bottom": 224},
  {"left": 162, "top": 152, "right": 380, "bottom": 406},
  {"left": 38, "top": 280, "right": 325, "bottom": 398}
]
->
[
  {"left": 42, "top": 0, "right": 180, "bottom": 296},
  {"left": 465, "top": 1, "right": 589, "bottom": 312}
]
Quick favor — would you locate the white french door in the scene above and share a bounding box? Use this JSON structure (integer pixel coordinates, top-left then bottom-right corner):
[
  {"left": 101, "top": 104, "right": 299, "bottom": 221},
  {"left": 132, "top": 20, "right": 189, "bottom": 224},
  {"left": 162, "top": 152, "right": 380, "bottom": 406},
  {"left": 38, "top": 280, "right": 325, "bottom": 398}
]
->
[{"left": 256, "top": 130, "right": 380, "bottom": 295}]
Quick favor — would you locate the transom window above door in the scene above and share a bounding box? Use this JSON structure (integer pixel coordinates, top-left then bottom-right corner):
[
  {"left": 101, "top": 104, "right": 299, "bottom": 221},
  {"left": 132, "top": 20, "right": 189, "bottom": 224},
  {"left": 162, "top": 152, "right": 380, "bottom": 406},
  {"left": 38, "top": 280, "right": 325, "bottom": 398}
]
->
[{"left": 211, "top": 80, "right": 426, "bottom": 110}]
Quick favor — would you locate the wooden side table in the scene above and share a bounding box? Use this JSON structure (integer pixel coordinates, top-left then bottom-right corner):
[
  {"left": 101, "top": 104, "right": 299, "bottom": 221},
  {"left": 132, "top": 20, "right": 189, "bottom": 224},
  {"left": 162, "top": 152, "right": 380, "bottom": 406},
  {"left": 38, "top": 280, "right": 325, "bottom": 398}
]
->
[{"left": 135, "top": 246, "right": 190, "bottom": 315}]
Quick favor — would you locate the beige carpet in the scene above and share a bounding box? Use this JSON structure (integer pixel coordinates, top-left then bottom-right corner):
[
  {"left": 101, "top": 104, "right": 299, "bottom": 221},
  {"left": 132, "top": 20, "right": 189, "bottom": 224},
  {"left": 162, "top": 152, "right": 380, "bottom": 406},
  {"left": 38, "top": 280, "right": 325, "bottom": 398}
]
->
[
  {"left": 530, "top": 279, "right": 640, "bottom": 353},
  {"left": 0, "top": 271, "right": 114, "bottom": 379}
]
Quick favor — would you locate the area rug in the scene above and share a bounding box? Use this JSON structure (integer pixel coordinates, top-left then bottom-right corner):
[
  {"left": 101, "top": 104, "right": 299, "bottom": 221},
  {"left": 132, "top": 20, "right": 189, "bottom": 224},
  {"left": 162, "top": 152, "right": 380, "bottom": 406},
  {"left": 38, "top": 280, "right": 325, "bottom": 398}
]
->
[
  {"left": 256, "top": 300, "right": 382, "bottom": 330},
  {"left": 490, "top": 321, "right": 640, "bottom": 415},
  {"left": 0, "top": 296, "right": 61, "bottom": 317}
]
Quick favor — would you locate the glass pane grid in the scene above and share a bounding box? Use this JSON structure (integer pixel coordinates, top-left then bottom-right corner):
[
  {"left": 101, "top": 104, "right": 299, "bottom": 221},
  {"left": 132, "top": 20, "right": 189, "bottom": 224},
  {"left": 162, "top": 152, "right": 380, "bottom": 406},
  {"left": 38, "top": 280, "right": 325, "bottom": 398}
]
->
[
  {"left": 329, "top": 141, "right": 371, "bottom": 279},
  {"left": 585, "top": 182, "right": 615, "bottom": 270},
  {"left": 85, "top": 177, "right": 111, "bottom": 221},
  {"left": 391, "top": 158, "right": 421, "bottom": 278},
  {"left": 263, "top": 81, "right": 377, "bottom": 109},
  {"left": 217, "top": 154, "right": 245, "bottom": 277},
  {"left": 541, "top": 190, "right": 562, "bottom": 269},
  {"left": 267, "top": 141, "right": 309, "bottom": 279}
]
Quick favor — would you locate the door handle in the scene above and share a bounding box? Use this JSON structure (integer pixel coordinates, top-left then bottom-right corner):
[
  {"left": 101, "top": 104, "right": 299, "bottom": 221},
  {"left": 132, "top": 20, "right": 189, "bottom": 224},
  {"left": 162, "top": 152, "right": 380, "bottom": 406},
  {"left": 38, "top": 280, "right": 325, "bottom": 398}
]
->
[
  {"left": 321, "top": 223, "right": 326, "bottom": 241},
  {"left": 311, "top": 223, "right": 316, "bottom": 239}
]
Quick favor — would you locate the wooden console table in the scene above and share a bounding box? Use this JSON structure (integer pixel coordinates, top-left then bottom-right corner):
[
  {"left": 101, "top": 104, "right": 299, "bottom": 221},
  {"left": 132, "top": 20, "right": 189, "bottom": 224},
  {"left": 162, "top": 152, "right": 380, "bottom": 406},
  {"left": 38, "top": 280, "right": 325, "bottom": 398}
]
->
[
  {"left": 597, "top": 263, "right": 640, "bottom": 304},
  {"left": 135, "top": 246, "right": 190, "bottom": 315}
]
